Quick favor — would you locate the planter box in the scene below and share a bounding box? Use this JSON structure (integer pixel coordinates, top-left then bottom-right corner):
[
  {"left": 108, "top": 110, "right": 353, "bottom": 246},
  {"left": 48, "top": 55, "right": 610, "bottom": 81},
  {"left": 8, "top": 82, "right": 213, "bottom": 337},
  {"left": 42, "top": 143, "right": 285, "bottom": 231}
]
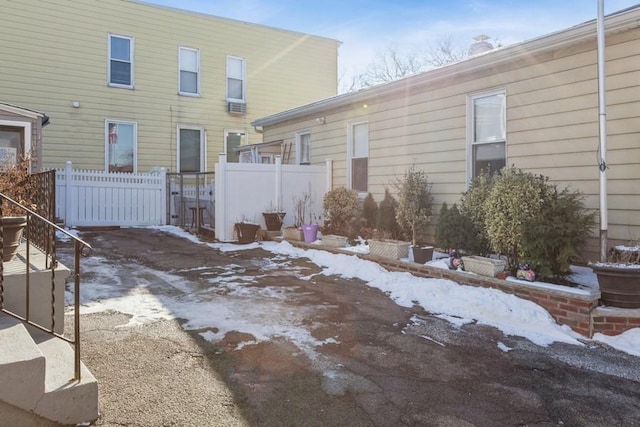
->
[
  {"left": 282, "top": 227, "right": 304, "bottom": 241},
  {"left": 462, "top": 255, "right": 506, "bottom": 277},
  {"left": 368, "top": 239, "right": 410, "bottom": 260},
  {"left": 322, "top": 234, "right": 348, "bottom": 248},
  {"left": 591, "top": 264, "right": 640, "bottom": 309}
]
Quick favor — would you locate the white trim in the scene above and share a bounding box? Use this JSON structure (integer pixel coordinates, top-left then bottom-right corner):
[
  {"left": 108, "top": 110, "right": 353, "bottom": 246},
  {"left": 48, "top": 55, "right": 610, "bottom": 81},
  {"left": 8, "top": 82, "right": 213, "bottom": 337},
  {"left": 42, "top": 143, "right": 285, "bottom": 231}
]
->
[
  {"left": 104, "top": 119, "right": 137, "bottom": 173},
  {"left": 295, "top": 130, "right": 311, "bottom": 165},
  {"left": 466, "top": 88, "right": 506, "bottom": 185},
  {"left": 226, "top": 55, "right": 246, "bottom": 102},
  {"left": 178, "top": 46, "right": 201, "bottom": 96},
  {"left": 177, "top": 126, "right": 206, "bottom": 172},
  {"left": 0, "top": 119, "right": 32, "bottom": 157},
  {"left": 108, "top": 33, "right": 134, "bottom": 88}
]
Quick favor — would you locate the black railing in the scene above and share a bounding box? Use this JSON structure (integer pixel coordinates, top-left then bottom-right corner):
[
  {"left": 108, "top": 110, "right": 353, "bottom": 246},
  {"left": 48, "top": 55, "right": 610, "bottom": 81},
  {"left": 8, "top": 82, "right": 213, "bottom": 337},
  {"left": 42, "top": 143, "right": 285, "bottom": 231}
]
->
[{"left": 0, "top": 193, "right": 91, "bottom": 380}]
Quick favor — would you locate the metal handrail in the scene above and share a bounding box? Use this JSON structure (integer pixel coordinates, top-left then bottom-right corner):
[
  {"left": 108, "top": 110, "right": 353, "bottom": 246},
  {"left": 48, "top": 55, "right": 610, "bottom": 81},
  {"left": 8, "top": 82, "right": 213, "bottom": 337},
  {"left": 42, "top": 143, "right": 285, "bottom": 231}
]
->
[{"left": 0, "top": 193, "right": 91, "bottom": 380}]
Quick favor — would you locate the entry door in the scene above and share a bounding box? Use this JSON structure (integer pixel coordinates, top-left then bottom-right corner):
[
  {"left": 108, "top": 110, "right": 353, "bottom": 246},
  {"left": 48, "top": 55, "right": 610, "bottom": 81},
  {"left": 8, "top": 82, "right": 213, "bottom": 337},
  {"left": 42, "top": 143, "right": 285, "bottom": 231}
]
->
[{"left": 0, "top": 126, "right": 24, "bottom": 166}]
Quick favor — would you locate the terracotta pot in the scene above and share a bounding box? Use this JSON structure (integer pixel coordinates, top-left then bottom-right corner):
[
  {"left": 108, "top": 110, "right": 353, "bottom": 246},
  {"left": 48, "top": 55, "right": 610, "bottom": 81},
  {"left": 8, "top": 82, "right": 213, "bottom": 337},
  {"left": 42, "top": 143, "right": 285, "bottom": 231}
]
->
[
  {"left": 262, "top": 212, "right": 286, "bottom": 231},
  {"left": 2, "top": 216, "right": 27, "bottom": 262},
  {"left": 591, "top": 264, "right": 640, "bottom": 309},
  {"left": 233, "top": 222, "right": 260, "bottom": 244},
  {"left": 412, "top": 245, "right": 434, "bottom": 264}
]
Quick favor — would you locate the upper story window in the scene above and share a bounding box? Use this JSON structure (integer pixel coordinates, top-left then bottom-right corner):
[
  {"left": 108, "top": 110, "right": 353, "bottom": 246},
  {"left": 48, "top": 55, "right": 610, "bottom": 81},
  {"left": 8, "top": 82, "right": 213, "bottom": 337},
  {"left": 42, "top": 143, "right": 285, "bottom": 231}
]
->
[
  {"left": 226, "top": 56, "right": 245, "bottom": 102},
  {"left": 179, "top": 47, "right": 200, "bottom": 95},
  {"left": 108, "top": 34, "right": 133, "bottom": 88},
  {"left": 468, "top": 90, "right": 506, "bottom": 180},
  {"left": 296, "top": 132, "right": 311, "bottom": 165}
]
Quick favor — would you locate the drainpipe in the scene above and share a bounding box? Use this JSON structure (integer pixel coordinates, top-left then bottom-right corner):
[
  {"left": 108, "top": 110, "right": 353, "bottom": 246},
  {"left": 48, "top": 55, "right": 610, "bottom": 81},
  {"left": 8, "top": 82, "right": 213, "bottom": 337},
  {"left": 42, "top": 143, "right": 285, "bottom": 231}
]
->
[{"left": 597, "top": 0, "right": 608, "bottom": 262}]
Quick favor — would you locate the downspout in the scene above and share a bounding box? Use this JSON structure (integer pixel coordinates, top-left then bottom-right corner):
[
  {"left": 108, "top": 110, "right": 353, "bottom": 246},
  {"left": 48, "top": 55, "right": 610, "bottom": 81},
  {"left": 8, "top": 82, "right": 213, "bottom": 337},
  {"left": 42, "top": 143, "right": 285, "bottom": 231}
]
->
[{"left": 597, "top": 0, "right": 608, "bottom": 262}]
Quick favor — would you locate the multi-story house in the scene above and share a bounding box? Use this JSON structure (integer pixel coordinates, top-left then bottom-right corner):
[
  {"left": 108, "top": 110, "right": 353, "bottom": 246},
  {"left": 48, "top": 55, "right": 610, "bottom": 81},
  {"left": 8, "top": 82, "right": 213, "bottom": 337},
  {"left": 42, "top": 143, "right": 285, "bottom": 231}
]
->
[{"left": 0, "top": 0, "right": 339, "bottom": 173}]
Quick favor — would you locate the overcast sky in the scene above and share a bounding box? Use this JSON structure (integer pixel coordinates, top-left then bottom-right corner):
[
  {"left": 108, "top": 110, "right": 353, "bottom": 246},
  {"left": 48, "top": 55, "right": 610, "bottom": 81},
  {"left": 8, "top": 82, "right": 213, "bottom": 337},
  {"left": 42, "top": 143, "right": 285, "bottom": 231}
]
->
[{"left": 143, "top": 0, "right": 639, "bottom": 85}]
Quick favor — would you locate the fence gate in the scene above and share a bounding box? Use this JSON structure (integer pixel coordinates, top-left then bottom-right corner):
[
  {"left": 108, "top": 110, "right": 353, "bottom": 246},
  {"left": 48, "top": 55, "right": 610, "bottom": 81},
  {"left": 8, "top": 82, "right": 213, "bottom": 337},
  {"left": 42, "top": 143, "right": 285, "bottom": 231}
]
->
[{"left": 167, "top": 172, "right": 215, "bottom": 230}]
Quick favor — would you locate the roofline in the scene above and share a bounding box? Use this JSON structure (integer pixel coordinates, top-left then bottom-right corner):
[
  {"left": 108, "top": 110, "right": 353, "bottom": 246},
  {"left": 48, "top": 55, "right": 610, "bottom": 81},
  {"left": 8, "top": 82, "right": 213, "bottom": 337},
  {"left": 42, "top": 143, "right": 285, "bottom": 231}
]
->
[
  {"left": 252, "top": 5, "right": 640, "bottom": 127},
  {"left": 128, "top": 0, "right": 341, "bottom": 46}
]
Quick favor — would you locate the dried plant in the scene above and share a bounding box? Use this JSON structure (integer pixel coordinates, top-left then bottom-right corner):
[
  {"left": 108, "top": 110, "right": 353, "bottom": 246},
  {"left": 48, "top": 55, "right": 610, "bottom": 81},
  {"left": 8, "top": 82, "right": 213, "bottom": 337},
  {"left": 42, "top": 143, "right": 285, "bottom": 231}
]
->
[{"left": 0, "top": 155, "right": 37, "bottom": 216}]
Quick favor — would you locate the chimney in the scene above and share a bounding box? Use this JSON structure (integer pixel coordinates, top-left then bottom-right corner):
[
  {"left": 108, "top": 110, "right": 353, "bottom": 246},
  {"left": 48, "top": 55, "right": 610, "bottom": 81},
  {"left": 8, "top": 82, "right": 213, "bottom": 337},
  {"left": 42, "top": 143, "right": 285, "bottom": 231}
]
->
[{"left": 468, "top": 35, "right": 494, "bottom": 56}]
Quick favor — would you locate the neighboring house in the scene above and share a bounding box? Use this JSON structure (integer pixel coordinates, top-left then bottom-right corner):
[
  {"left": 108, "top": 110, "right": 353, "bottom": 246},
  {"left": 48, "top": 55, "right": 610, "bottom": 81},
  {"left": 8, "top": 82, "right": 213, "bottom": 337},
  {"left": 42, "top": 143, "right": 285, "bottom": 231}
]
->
[
  {"left": 0, "top": 103, "right": 49, "bottom": 171},
  {"left": 0, "top": 0, "right": 339, "bottom": 173},
  {"left": 252, "top": 6, "right": 640, "bottom": 260}
]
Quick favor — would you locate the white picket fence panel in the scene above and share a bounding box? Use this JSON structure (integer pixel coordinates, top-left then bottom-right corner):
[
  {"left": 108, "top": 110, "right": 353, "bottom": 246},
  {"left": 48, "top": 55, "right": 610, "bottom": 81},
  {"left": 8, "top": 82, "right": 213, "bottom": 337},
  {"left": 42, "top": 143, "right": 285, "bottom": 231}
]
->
[
  {"left": 56, "top": 161, "right": 167, "bottom": 227},
  {"left": 215, "top": 154, "right": 332, "bottom": 241}
]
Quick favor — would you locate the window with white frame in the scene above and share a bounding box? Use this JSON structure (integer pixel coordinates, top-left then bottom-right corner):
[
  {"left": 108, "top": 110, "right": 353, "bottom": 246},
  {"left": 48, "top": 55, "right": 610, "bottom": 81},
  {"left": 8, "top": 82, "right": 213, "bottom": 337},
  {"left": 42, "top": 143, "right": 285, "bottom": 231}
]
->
[
  {"left": 179, "top": 47, "right": 200, "bottom": 95},
  {"left": 350, "top": 122, "right": 369, "bottom": 193},
  {"left": 296, "top": 132, "right": 311, "bottom": 165},
  {"left": 106, "top": 120, "right": 136, "bottom": 172},
  {"left": 469, "top": 91, "right": 506, "bottom": 179},
  {"left": 226, "top": 56, "right": 245, "bottom": 101},
  {"left": 108, "top": 34, "right": 133, "bottom": 87},
  {"left": 178, "top": 127, "right": 205, "bottom": 172}
]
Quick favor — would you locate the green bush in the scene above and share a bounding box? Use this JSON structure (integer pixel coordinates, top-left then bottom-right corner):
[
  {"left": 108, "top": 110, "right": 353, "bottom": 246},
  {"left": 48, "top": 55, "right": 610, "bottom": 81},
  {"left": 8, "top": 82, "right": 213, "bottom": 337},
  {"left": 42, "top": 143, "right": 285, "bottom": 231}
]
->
[
  {"left": 322, "top": 186, "right": 359, "bottom": 236},
  {"left": 434, "top": 203, "right": 475, "bottom": 253},
  {"left": 377, "top": 188, "right": 401, "bottom": 239},
  {"left": 362, "top": 192, "right": 378, "bottom": 228},
  {"left": 459, "top": 173, "right": 493, "bottom": 256},
  {"left": 395, "top": 166, "right": 433, "bottom": 245}
]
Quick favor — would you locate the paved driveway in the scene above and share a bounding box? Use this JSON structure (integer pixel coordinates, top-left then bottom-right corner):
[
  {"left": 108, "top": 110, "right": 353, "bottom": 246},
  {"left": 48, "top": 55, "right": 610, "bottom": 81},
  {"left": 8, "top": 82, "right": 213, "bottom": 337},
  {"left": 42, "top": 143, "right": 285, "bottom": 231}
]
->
[{"left": 60, "top": 228, "right": 640, "bottom": 426}]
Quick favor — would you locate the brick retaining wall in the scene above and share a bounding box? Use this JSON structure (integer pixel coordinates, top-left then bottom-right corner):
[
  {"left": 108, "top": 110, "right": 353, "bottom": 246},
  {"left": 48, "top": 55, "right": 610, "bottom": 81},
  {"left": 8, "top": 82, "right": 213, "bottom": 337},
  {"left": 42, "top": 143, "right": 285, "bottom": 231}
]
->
[{"left": 289, "top": 240, "right": 639, "bottom": 338}]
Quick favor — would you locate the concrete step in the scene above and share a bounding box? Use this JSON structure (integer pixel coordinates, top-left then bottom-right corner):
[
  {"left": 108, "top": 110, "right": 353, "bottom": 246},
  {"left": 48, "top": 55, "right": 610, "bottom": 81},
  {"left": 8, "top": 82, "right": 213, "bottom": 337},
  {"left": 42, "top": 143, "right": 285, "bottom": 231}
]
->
[{"left": 0, "top": 315, "right": 98, "bottom": 425}]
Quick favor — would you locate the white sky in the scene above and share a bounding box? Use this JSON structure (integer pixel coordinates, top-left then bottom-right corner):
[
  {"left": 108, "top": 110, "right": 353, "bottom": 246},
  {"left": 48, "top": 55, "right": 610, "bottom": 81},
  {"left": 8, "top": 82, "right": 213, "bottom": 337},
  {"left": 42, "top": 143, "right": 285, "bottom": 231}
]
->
[{"left": 62, "top": 226, "right": 640, "bottom": 360}]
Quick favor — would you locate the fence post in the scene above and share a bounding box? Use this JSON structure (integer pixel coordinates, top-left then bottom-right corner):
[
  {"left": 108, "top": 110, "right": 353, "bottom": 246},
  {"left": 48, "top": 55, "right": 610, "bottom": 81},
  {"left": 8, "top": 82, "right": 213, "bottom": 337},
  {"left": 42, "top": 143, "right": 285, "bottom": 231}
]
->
[
  {"left": 215, "top": 153, "right": 228, "bottom": 241},
  {"left": 64, "top": 161, "right": 74, "bottom": 227},
  {"left": 159, "top": 168, "right": 167, "bottom": 225},
  {"left": 325, "top": 159, "right": 333, "bottom": 191},
  {"left": 275, "top": 155, "right": 282, "bottom": 211}
]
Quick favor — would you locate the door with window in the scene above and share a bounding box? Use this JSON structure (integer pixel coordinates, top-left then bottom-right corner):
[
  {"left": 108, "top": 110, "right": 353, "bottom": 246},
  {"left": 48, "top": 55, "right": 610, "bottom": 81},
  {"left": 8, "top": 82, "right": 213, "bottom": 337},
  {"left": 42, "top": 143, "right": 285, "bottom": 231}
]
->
[
  {"left": 469, "top": 91, "right": 506, "bottom": 180},
  {"left": 225, "top": 130, "right": 246, "bottom": 163},
  {"left": 178, "top": 127, "right": 205, "bottom": 172},
  {"left": 106, "top": 121, "right": 136, "bottom": 172},
  {"left": 350, "top": 122, "right": 369, "bottom": 193}
]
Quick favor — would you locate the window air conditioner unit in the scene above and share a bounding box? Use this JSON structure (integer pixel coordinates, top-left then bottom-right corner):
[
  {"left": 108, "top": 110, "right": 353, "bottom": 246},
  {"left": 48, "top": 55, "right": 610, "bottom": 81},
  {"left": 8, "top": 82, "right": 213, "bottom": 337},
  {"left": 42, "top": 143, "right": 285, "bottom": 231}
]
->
[{"left": 227, "top": 102, "right": 246, "bottom": 115}]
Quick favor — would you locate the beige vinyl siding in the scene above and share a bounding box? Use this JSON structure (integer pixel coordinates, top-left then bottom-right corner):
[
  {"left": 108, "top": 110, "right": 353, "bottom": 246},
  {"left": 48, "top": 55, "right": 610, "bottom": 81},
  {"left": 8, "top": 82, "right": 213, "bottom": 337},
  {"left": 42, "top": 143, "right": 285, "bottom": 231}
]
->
[
  {"left": 259, "top": 10, "right": 640, "bottom": 251},
  {"left": 0, "top": 0, "right": 338, "bottom": 172}
]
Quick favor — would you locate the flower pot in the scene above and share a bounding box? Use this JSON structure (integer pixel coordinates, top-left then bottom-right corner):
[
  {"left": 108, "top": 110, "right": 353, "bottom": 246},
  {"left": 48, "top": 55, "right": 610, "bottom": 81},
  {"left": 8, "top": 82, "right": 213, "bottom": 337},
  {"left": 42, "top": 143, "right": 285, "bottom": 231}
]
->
[
  {"left": 461, "top": 255, "right": 506, "bottom": 277},
  {"left": 233, "top": 222, "right": 260, "bottom": 244},
  {"left": 302, "top": 224, "right": 319, "bottom": 243},
  {"left": 368, "top": 239, "right": 410, "bottom": 260},
  {"left": 2, "top": 216, "right": 27, "bottom": 262},
  {"left": 322, "top": 234, "right": 348, "bottom": 248},
  {"left": 282, "top": 226, "right": 304, "bottom": 241},
  {"left": 262, "top": 212, "right": 286, "bottom": 232},
  {"left": 591, "top": 264, "right": 640, "bottom": 309},
  {"left": 412, "top": 245, "right": 434, "bottom": 264}
]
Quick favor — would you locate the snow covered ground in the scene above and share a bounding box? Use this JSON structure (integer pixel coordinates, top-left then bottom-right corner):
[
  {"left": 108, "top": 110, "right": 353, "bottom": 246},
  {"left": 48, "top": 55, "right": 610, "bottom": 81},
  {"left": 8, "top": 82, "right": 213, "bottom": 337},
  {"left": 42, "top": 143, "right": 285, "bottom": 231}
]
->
[{"left": 61, "top": 226, "right": 640, "bottom": 357}]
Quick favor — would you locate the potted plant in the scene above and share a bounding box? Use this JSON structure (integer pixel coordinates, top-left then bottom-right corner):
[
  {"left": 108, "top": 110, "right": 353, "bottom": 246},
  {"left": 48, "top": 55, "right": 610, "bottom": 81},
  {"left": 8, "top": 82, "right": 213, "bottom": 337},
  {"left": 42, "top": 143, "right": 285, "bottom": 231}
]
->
[
  {"left": 591, "top": 244, "right": 640, "bottom": 309},
  {"left": 395, "top": 166, "right": 434, "bottom": 264},
  {"left": 0, "top": 155, "right": 34, "bottom": 261},
  {"left": 233, "top": 217, "right": 260, "bottom": 244},
  {"left": 282, "top": 193, "right": 310, "bottom": 242},
  {"left": 262, "top": 202, "right": 286, "bottom": 232},
  {"left": 368, "top": 189, "right": 409, "bottom": 260},
  {"left": 302, "top": 213, "right": 321, "bottom": 243}
]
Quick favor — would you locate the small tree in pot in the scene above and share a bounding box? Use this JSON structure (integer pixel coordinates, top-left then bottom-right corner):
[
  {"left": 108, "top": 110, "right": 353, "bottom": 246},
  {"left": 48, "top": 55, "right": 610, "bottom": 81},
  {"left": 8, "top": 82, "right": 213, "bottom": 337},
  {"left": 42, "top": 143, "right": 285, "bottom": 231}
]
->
[{"left": 395, "top": 166, "right": 434, "bottom": 263}]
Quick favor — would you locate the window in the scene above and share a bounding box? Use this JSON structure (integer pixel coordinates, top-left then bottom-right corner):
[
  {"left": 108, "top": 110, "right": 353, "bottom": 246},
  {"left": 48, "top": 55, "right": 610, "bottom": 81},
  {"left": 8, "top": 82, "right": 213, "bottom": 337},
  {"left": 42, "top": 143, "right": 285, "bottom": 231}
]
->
[
  {"left": 224, "top": 130, "right": 246, "bottom": 163},
  {"left": 349, "top": 122, "right": 369, "bottom": 193},
  {"left": 105, "top": 121, "right": 136, "bottom": 172},
  {"left": 469, "top": 91, "right": 506, "bottom": 180},
  {"left": 0, "top": 122, "right": 30, "bottom": 167},
  {"left": 108, "top": 34, "right": 133, "bottom": 87},
  {"left": 296, "top": 132, "right": 311, "bottom": 164},
  {"left": 179, "top": 47, "right": 200, "bottom": 95},
  {"left": 178, "top": 127, "right": 205, "bottom": 172},
  {"left": 226, "top": 56, "right": 245, "bottom": 101}
]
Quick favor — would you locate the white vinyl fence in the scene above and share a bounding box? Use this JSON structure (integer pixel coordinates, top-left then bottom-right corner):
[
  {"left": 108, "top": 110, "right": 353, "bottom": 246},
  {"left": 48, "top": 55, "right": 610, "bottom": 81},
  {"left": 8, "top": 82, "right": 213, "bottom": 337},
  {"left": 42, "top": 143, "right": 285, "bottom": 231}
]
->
[
  {"left": 215, "top": 154, "right": 331, "bottom": 241},
  {"left": 56, "top": 161, "right": 167, "bottom": 227}
]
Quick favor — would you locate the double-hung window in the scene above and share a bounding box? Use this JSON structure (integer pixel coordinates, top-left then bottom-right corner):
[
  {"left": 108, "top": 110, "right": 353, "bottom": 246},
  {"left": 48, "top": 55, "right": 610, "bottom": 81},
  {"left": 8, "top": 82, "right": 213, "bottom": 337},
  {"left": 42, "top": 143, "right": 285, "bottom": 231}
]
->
[
  {"left": 469, "top": 90, "right": 506, "bottom": 180},
  {"left": 108, "top": 34, "right": 133, "bottom": 87},
  {"left": 105, "top": 120, "right": 136, "bottom": 172},
  {"left": 296, "top": 132, "right": 311, "bottom": 165},
  {"left": 226, "top": 56, "right": 245, "bottom": 102},
  {"left": 178, "top": 127, "right": 205, "bottom": 172},
  {"left": 350, "top": 122, "right": 369, "bottom": 193},
  {"left": 179, "top": 47, "right": 200, "bottom": 95}
]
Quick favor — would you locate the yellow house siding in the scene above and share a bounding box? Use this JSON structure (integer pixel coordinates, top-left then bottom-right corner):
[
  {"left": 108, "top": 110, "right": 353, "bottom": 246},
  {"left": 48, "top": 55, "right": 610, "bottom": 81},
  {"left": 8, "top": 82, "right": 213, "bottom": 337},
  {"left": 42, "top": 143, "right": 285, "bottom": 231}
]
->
[{"left": 0, "top": 0, "right": 338, "bottom": 172}]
